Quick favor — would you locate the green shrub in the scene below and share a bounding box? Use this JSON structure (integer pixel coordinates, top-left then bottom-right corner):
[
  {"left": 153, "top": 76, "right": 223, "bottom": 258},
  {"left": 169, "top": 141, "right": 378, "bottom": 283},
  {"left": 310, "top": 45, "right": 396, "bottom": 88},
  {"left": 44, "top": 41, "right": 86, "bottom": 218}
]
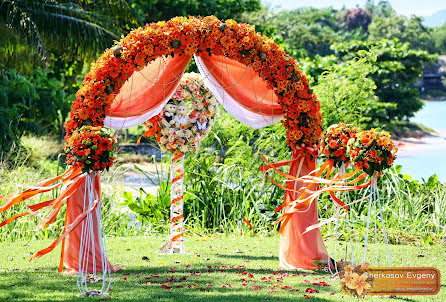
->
[
  {"left": 0, "top": 68, "right": 71, "bottom": 155},
  {"left": 313, "top": 50, "right": 394, "bottom": 129},
  {"left": 332, "top": 39, "right": 436, "bottom": 120}
]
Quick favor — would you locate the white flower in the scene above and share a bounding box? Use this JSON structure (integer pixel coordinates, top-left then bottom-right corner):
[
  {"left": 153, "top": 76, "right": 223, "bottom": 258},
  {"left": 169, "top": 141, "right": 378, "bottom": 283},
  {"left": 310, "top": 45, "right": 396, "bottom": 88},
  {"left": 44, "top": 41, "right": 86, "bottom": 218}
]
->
[{"left": 161, "top": 119, "right": 170, "bottom": 127}]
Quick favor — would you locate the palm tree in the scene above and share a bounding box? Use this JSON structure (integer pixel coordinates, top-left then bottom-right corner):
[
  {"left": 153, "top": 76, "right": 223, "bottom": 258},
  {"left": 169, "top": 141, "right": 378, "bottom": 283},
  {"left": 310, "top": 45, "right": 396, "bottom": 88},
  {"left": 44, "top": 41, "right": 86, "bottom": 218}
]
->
[{"left": 0, "top": 0, "right": 138, "bottom": 71}]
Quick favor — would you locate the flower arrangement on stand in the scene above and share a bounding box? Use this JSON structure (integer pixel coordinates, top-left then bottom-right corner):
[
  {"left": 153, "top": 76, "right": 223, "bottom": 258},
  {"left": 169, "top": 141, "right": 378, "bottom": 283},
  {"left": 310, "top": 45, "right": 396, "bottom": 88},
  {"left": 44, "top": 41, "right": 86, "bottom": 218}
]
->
[
  {"left": 347, "top": 128, "right": 397, "bottom": 267},
  {"left": 317, "top": 123, "right": 362, "bottom": 273},
  {"left": 347, "top": 129, "right": 398, "bottom": 176},
  {"left": 321, "top": 122, "right": 360, "bottom": 168},
  {"left": 141, "top": 73, "right": 218, "bottom": 254}
]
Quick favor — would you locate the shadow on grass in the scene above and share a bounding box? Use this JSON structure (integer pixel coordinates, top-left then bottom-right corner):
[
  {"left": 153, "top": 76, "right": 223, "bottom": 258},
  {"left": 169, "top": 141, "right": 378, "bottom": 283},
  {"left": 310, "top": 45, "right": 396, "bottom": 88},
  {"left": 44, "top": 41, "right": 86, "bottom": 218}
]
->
[
  {"left": 216, "top": 254, "right": 278, "bottom": 261},
  {"left": 0, "top": 263, "right": 335, "bottom": 302}
]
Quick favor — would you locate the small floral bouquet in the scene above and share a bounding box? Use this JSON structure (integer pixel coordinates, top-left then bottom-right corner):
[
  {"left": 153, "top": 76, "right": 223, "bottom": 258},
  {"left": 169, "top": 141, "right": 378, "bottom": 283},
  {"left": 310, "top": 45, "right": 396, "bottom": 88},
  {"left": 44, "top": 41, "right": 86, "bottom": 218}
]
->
[
  {"left": 347, "top": 129, "right": 397, "bottom": 176},
  {"left": 340, "top": 263, "right": 373, "bottom": 297},
  {"left": 321, "top": 122, "right": 360, "bottom": 167},
  {"left": 65, "top": 126, "right": 117, "bottom": 173}
]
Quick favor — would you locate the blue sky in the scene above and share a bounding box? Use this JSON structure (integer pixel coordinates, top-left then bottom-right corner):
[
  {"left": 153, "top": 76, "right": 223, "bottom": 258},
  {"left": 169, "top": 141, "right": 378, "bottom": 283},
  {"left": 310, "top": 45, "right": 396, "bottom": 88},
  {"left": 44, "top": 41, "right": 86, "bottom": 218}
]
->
[{"left": 264, "top": 0, "right": 446, "bottom": 16}]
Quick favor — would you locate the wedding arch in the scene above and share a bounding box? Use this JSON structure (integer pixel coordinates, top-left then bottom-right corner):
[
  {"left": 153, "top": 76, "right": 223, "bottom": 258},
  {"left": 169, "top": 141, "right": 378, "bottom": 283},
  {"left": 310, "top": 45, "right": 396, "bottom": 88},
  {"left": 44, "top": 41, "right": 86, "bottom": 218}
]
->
[
  {"left": 1, "top": 16, "right": 329, "bottom": 281},
  {"left": 64, "top": 15, "right": 328, "bottom": 271}
]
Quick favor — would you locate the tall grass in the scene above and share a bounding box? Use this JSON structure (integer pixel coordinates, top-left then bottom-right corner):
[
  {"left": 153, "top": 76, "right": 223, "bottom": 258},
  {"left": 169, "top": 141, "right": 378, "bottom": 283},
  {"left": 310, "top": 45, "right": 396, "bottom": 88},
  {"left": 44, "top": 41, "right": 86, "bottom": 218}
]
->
[
  {"left": 1, "top": 136, "right": 445, "bottom": 245},
  {"left": 0, "top": 136, "right": 66, "bottom": 242},
  {"left": 317, "top": 165, "right": 446, "bottom": 244},
  {"left": 184, "top": 162, "right": 283, "bottom": 235}
]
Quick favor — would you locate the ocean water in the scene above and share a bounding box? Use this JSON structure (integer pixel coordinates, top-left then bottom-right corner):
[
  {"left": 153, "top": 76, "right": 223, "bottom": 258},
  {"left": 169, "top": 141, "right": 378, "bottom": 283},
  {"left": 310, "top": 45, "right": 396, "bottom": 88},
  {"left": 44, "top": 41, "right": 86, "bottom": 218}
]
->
[{"left": 395, "top": 101, "right": 446, "bottom": 182}]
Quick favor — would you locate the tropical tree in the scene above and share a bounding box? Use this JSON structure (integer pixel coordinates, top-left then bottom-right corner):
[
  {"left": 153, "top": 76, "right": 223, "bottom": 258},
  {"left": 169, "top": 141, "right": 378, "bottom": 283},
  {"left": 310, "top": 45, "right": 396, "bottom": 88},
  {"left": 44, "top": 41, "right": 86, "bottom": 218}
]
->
[
  {"left": 130, "top": 0, "right": 261, "bottom": 24},
  {"left": 337, "top": 7, "right": 372, "bottom": 31},
  {"left": 432, "top": 23, "right": 446, "bottom": 54},
  {"left": 368, "top": 13, "right": 436, "bottom": 53},
  {"left": 313, "top": 50, "right": 392, "bottom": 129},
  {"left": 0, "top": 0, "right": 138, "bottom": 72},
  {"left": 241, "top": 7, "right": 367, "bottom": 58},
  {"left": 332, "top": 39, "right": 436, "bottom": 120}
]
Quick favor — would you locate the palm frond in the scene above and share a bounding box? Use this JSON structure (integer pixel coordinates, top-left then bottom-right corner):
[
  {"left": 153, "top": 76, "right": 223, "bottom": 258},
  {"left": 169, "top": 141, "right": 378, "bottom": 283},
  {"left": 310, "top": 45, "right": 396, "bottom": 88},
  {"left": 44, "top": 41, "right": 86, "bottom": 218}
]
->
[{"left": 0, "top": 0, "right": 139, "bottom": 66}]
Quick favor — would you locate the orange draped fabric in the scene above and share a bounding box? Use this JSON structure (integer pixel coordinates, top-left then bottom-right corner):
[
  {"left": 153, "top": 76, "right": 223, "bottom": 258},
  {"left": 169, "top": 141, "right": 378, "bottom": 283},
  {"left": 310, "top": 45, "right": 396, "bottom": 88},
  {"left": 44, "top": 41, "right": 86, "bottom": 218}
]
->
[
  {"left": 59, "top": 174, "right": 120, "bottom": 274},
  {"left": 108, "top": 54, "right": 192, "bottom": 118},
  {"left": 196, "top": 53, "right": 283, "bottom": 116},
  {"left": 279, "top": 152, "right": 329, "bottom": 270}
]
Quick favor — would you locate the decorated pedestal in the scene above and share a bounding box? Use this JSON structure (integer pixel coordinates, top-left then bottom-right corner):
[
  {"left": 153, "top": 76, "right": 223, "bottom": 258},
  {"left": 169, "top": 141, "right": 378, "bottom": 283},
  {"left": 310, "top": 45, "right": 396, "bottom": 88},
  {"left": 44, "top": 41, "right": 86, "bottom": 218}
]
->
[
  {"left": 166, "top": 154, "right": 186, "bottom": 254},
  {"left": 142, "top": 72, "right": 217, "bottom": 254}
]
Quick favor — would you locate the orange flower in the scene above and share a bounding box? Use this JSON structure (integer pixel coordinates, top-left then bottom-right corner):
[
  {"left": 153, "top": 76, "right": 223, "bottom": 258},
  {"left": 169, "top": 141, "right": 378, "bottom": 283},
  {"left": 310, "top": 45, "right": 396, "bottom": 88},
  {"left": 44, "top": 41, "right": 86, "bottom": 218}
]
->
[
  {"left": 341, "top": 271, "right": 354, "bottom": 284},
  {"left": 329, "top": 140, "right": 339, "bottom": 149},
  {"left": 78, "top": 108, "right": 89, "bottom": 120},
  {"left": 344, "top": 264, "right": 354, "bottom": 274}
]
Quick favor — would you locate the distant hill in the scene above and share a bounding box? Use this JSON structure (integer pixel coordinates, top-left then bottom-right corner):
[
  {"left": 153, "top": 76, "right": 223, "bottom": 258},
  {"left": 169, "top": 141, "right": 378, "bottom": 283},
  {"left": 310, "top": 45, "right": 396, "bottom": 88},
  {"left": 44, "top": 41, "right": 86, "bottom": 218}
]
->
[{"left": 424, "top": 9, "right": 446, "bottom": 27}]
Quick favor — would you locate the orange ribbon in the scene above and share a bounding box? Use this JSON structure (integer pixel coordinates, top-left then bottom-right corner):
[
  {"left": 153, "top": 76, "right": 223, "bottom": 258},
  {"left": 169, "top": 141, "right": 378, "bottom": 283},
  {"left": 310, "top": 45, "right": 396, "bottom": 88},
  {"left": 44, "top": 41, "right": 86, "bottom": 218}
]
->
[
  {"left": 169, "top": 153, "right": 184, "bottom": 247},
  {"left": 243, "top": 218, "right": 254, "bottom": 228},
  {"left": 30, "top": 199, "right": 99, "bottom": 262},
  {"left": 260, "top": 149, "right": 374, "bottom": 235},
  {"left": 0, "top": 166, "right": 96, "bottom": 263},
  {"left": 0, "top": 166, "right": 78, "bottom": 213},
  {"left": 137, "top": 115, "right": 162, "bottom": 144}
]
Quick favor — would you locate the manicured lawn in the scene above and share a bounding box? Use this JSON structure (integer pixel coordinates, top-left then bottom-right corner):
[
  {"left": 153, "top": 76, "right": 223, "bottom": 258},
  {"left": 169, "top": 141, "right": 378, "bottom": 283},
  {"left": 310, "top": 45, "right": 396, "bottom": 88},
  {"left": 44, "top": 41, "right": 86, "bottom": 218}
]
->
[{"left": 0, "top": 235, "right": 444, "bottom": 301}]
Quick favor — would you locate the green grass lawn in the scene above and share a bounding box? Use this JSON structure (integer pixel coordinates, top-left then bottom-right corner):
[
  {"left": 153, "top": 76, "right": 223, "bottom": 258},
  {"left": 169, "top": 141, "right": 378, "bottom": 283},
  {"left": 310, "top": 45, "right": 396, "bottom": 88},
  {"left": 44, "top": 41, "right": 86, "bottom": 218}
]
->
[{"left": 0, "top": 235, "right": 444, "bottom": 301}]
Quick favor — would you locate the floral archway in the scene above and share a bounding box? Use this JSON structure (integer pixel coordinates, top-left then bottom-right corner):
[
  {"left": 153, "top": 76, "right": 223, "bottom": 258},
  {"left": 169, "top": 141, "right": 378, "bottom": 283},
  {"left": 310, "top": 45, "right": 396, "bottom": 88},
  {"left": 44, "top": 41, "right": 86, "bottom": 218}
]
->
[
  {"left": 66, "top": 16, "right": 322, "bottom": 150},
  {"left": 1, "top": 16, "right": 328, "bottom": 281}
]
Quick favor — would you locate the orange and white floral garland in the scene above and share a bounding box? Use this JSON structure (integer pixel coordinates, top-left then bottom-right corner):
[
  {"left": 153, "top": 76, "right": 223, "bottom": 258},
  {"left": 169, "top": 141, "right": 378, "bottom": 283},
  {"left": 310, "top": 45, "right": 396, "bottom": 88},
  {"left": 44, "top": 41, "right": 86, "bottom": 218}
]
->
[{"left": 63, "top": 16, "right": 323, "bottom": 173}]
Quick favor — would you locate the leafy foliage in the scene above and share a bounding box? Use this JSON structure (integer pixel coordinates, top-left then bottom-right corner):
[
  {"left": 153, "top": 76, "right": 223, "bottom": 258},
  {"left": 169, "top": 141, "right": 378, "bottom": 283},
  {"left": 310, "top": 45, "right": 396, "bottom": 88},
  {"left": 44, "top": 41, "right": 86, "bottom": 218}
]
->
[
  {"left": 0, "top": 0, "right": 138, "bottom": 71},
  {"left": 332, "top": 39, "right": 436, "bottom": 120},
  {"left": 0, "top": 68, "right": 71, "bottom": 154},
  {"left": 0, "top": 69, "right": 33, "bottom": 153},
  {"left": 432, "top": 23, "right": 446, "bottom": 54},
  {"left": 312, "top": 50, "right": 392, "bottom": 129},
  {"left": 241, "top": 7, "right": 367, "bottom": 58},
  {"left": 368, "top": 14, "right": 436, "bottom": 53},
  {"left": 119, "top": 162, "right": 171, "bottom": 229},
  {"left": 131, "top": 0, "right": 261, "bottom": 24}
]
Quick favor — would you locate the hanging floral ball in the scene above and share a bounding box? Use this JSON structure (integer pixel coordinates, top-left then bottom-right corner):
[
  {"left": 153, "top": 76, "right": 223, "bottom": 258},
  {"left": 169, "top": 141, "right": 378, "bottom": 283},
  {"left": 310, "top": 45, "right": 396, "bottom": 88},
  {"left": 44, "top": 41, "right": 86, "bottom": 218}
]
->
[
  {"left": 144, "top": 72, "right": 218, "bottom": 155},
  {"left": 65, "top": 126, "right": 117, "bottom": 173},
  {"left": 347, "top": 129, "right": 397, "bottom": 176},
  {"left": 320, "top": 122, "right": 360, "bottom": 167}
]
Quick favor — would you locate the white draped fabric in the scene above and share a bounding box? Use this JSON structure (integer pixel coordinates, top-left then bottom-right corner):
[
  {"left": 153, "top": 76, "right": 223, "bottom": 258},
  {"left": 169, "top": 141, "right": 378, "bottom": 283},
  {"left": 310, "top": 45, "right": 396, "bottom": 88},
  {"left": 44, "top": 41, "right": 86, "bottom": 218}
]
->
[
  {"left": 194, "top": 55, "right": 283, "bottom": 129},
  {"left": 104, "top": 91, "right": 173, "bottom": 129}
]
